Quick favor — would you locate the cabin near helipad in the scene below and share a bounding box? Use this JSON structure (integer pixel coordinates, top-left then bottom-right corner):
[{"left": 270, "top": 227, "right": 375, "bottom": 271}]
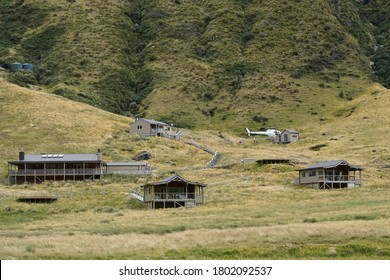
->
[{"left": 273, "top": 129, "right": 299, "bottom": 144}]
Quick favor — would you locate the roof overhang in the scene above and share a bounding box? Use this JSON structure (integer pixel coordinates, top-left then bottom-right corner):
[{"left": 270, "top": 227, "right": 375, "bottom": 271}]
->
[
  {"left": 141, "top": 175, "right": 206, "bottom": 188},
  {"left": 298, "top": 160, "right": 363, "bottom": 171}
]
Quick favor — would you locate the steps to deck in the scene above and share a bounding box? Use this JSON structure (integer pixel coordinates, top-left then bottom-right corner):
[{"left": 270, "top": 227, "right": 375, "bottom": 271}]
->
[{"left": 129, "top": 190, "right": 144, "bottom": 202}]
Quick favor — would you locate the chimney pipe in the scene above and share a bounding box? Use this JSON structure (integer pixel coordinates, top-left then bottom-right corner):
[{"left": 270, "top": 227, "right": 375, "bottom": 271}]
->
[
  {"left": 19, "top": 149, "right": 25, "bottom": 161},
  {"left": 97, "top": 149, "right": 101, "bottom": 160}
]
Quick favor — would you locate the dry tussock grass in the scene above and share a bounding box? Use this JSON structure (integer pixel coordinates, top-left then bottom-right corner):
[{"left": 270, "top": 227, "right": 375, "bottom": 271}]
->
[
  {"left": 1, "top": 78, "right": 390, "bottom": 259},
  {"left": 0, "top": 76, "right": 129, "bottom": 173},
  {"left": 1, "top": 219, "right": 389, "bottom": 259}
]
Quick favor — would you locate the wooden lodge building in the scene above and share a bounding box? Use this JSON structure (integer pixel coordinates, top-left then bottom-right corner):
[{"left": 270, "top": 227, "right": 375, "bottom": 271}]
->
[
  {"left": 140, "top": 175, "right": 206, "bottom": 209},
  {"left": 297, "top": 160, "right": 363, "bottom": 189},
  {"left": 129, "top": 118, "right": 182, "bottom": 139},
  {"left": 8, "top": 150, "right": 105, "bottom": 185}
]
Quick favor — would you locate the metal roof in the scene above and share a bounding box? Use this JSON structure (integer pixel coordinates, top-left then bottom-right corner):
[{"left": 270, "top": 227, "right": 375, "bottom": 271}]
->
[
  {"left": 107, "top": 162, "right": 148, "bottom": 166},
  {"left": 299, "top": 160, "right": 363, "bottom": 171},
  {"left": 135, "top": 118, "right": 169, "bottom": 126},
  {"left": 9, "top": 153, "right": 103, "bottom": 164},
  {"left": 141, "top": 175, "right": 206, "bottom": 188},
  {"left": 282, "top": 129, "right": 299, "bottom": 134}
]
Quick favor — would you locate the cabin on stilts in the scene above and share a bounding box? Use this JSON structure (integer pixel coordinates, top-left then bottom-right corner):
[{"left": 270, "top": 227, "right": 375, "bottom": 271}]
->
[
  {"left": 8, "top": 150, "right": 105, "bottom": 185},
  {"left": 297, "top": 160, "right": 363, "bottom": 189},
  {"left": 140, "top": 175, "right": 206, "bottom": 209}
]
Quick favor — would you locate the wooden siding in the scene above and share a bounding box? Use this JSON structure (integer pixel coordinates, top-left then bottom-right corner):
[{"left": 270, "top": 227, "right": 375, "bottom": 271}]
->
[
  {"left": 274, "top": 130, "right": 299, "bottom": 144},
  {"left": 129, "top": 119, "right": 154, "bottom": 136},
  {"left": 299, "top": 168, "right": 362, "bottom": 189},
  {"left": 142, "top": 177, "right": 205, "bottom": 209},
  {"left": 106, "top": 164, "right": 151, "bottom": 175},
  {"left": 8, "top": 162, "right": 104, "bottom": 185},
  {"left": 129, "top": 119, "right": 182, "bottom": 139}
]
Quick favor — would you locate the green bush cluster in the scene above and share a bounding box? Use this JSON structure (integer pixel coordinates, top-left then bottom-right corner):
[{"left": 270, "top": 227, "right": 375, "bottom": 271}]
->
[
  {"left": 6, "top": 70, "right": 37, "bottom": 87},
  {"left": 0, "top": 0, "right": 47, "bottom": 53}
]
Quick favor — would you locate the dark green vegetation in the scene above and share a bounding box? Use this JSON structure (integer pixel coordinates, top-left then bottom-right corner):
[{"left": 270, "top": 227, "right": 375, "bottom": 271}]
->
[
  {"left": 358, "top": 0, "right": 390, "bottom": 88},
  {"left": 0, "top": 0, "right": 388, "bottom": 131}
]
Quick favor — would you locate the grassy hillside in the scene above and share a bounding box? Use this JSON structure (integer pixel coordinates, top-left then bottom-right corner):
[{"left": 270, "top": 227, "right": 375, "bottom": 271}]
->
[
  {"left": 1, "top": 74, "right": 390, "bottom": 259},
  {"left": 0, "top": 0, "right": 388, "bottom": 132},
  {"left": 0, "top": 0, "right": 390, "bottom": 260},
  {"left": 0, "top": 74, "right": 130, "bottom": 176}
]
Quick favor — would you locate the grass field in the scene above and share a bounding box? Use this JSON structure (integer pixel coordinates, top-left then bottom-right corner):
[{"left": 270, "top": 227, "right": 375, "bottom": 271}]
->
[
  {"left": 1, "top": 75, "right": 390, "bottom": 259},
  {"left": 1, "top": 165, "right": 390, "bottom": 259}
]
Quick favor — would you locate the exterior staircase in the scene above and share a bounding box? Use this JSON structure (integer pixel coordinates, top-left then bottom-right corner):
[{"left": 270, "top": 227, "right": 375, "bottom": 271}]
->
[{"left": 129, "top": 189, "right": 144, "bottom": 202}]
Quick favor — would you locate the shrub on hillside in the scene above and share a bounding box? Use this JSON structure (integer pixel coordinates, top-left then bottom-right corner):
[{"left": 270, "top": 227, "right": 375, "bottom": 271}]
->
[{"left": 6, "top": 71, "right": 37, "bottom": 87}]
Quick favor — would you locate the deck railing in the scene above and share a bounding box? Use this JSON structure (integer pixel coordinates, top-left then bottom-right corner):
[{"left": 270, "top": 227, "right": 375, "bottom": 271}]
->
[
  {"left": 145, "top": 193, "right": 197, "bottom": 200},
  {"left": 9, "top": 168, "right": 103, "bottom": 176},
  {"left": 318, "top": 175, "right": 359, "bottom": 182},
  {"left": 105, "top": 169, "right": 152, "bottom": 175},
  {"left": 151, "top": 128, "right": 181, "bottom": 139}
]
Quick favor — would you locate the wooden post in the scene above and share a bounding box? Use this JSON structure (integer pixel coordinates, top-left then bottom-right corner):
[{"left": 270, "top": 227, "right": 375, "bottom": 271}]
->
[
  {"left": 7, "top": 164, "right": 10, "bottom": 185},
  {"left": 44, "top": 163, "right": 46, "bottom": 182},
  {"left": 24, "top": 162, "right": 27, "bottom": 184},
  {"left": 332, "top": 168, "right": 334, "bottom": 189}
]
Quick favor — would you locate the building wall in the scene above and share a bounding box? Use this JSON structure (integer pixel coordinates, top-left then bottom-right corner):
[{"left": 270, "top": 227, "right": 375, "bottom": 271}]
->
[
  {"left": 285, "top": 132, "right": 299, "bottom": 143},
  {"left": 9, "top": 161, "right": 103, "bottom": 185},
  {"left": 106, "top": 164, "right": 150, "bottom": 175},
  {"left": 299, "top": 169, "right": 321, "bottom": 184},
  {"left": 129, "top": 119, "right": 152, "bottom": 136},
  {"left": 276, "top": 132, "right": 299, "bottom": 143}
]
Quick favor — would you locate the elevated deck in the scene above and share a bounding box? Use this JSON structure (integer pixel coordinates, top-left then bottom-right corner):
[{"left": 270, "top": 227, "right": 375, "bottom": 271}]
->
[
  {"left": 17, "top": 195, "right": 58, "bottom": 203},
  {"left": 317, "top": 175, "right": 361, "bottom": 189},
  {"left": 256, "top": 159, "right": 293, "bottom": 166}
]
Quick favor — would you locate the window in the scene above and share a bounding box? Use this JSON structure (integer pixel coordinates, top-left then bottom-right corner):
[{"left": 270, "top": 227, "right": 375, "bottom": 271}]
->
[
  {"left": 302, "top": 172, "right": 306, "bottom": 177},
  {"left": 308, "top": 170, "right": 316, "bottom": 177},
  {"left": 137, "top": 125, "right": 143, "bottom": 130}
]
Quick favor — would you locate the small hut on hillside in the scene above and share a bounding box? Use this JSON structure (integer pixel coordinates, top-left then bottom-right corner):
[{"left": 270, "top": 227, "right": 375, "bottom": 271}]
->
[
  {"left": 297, "top": 160, "right": 363, "bottom": 189},
  {"left": 140, "top": 175, "right": 206, "bottom": 209},
  {"left": 129, "top": 118, "right": 182, "bottom": 139},
  {"left": 273, "top": 129, "right": 299, "bottom": 144}
]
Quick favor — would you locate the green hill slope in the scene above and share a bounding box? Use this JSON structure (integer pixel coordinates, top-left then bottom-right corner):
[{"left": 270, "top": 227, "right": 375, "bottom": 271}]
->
[
  {"left": 1, "top": 74, "right": 390, "bottom": 259},
  {"left": 0, "top": 0, "right": 388, "bottom": 132},
  {"left": 0, "top": 74, "right": 129, "bottom": 175}
]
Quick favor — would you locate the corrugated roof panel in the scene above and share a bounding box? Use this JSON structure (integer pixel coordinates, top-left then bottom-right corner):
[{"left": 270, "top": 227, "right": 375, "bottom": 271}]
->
[
  {"left": 299, "top": 160, "right": 363, "bottom": 171},
  {"left": 9, "top": 153, "right": 102, "bottom": 163},
  {"left": 141, "top": 175, "right": 206, "bottom": 188},
  {"left": 138, "top": 118, "right": 169, "bottom": 126},
  {"left": 107, "top": 162, "right": 148, "bottom": 166}
]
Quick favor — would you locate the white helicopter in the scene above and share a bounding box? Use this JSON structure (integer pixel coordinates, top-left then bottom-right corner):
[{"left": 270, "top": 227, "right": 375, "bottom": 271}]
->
[{"left": 246, "top": 127, "right": 281, "bottom": 137}]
